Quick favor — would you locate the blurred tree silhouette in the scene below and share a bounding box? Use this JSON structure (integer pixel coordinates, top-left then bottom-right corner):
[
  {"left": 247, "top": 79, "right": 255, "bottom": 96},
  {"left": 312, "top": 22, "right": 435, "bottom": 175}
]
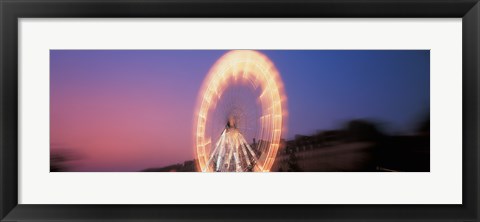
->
[
  {"left": 50, "top": 149, "right": 83, "bottom": 172},
  {"left": 345, "top": 119, "right": 385, "bottom": 142},
  {"left": 416, "top": 115, "right": 430, "bottom": 135}
]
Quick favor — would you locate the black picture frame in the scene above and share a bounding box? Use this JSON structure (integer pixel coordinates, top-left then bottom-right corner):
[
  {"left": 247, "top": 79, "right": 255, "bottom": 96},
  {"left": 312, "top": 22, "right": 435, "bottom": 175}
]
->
[{"left": 1, "top": 0, "right": 479, "bottom": 221}]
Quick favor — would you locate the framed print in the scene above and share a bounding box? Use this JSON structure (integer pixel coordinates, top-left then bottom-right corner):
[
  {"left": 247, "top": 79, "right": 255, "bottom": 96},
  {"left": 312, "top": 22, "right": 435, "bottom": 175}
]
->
[{"left": 1, "top": 0, "right": 479, "bottom": 221}]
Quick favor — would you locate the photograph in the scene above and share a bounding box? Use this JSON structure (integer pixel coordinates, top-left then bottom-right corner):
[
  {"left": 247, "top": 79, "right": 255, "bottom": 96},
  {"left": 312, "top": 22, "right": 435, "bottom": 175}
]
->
[{"left": 50, "top": 49, "right": 430, "bottom": 172}]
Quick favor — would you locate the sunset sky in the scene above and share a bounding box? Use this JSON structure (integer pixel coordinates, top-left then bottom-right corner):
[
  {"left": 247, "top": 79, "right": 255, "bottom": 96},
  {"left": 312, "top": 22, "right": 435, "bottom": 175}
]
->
[{"left": 50, "top": 50, "right": 429, "bottom": 171}]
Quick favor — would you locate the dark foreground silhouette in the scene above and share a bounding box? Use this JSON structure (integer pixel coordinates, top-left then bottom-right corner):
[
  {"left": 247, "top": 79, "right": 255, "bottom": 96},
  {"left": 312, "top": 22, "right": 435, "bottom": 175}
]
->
[{"left": 140, "top": 118, "right": 430, "bottom": 172}]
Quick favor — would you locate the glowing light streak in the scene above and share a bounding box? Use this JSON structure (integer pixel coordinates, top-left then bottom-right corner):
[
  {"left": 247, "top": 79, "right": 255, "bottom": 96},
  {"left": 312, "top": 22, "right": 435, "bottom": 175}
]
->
[{"left": 194, "top": 50, "right": 287, "bottom": 172}]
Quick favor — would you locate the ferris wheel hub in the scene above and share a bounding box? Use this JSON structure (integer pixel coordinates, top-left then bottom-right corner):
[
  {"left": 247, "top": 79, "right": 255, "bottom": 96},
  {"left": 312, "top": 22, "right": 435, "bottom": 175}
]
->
[{"left": 227, "top": 116, "right": 237, "bottom": 129}]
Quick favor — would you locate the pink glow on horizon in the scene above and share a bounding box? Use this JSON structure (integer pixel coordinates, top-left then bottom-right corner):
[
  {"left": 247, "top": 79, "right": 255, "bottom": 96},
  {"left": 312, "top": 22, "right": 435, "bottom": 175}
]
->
[{"left": 51, "top": 69, "right": 200, "bottom": 172}]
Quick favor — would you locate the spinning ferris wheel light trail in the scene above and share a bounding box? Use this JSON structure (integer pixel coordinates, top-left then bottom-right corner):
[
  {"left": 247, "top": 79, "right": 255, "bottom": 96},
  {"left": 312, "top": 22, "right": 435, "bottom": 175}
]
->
[{"left": 194, "top": 50, "right": 287, "bottom": 172}]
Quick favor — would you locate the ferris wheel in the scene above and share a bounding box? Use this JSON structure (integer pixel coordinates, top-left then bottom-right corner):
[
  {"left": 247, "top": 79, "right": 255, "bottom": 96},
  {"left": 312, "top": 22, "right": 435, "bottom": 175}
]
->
[{"left": 194, "top": 50, "right": 287, "bottom": 172}]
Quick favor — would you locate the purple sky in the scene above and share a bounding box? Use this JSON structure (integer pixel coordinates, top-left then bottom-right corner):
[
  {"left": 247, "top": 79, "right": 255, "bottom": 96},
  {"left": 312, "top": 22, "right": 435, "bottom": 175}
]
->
[{"left": 50, "top": 50, "right": 430, "bottom": 171}]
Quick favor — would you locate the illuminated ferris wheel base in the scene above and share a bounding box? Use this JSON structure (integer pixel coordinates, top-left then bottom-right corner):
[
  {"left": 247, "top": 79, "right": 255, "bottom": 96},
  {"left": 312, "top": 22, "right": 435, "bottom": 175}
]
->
[
  {"left": 206, "top": 128, "right": 262, "bottom": 172},
  {"left": 194, "top": 50, "right": 287, "bottom": 172}
]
